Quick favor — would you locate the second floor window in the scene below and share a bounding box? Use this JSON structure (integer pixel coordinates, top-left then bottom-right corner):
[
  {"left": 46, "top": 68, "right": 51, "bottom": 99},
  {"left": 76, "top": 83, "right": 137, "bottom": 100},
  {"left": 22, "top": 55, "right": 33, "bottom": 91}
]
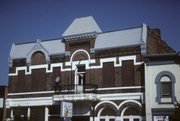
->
[
  {"left": 74, "top": 65, "right": 85, "bottom": 93},
  {"left": 155, "top": 71, "right": 176, "bottom": 104},
  {"left": 122, "top": 60, "right": 135, "bottom": 86},
  {"left": 31, "top": 51, "right": 45, "bottom": 65},
  {"left": 160, "top": 76, "right": 172, "bottom": 97},
  {"left": 76, "top": 65, "right": 85, "bottom": 85},
  {"left": 103, "top": 62, "right": 115, "bottom": 87}
]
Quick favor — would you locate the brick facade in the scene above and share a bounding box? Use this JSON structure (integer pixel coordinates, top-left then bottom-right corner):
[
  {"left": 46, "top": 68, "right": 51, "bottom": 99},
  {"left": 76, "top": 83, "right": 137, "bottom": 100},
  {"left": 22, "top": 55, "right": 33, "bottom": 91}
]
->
[{"left": 6, "top": 16, "right": 175, "bottom": 121}]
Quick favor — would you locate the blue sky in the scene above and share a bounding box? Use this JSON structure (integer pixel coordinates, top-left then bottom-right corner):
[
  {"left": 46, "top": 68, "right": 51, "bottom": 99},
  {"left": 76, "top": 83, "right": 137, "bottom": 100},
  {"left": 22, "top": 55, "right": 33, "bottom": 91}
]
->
[{"left": 0, "top": 0, "right": 180, "bottom": 85}]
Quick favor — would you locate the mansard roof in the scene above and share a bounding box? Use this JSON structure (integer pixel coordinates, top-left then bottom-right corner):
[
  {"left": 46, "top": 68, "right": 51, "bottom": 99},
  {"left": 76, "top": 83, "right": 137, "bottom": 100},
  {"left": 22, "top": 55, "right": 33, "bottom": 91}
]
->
[
  {"left": 10, "top": 39, "right": 65, "bottom": 59},
  {"left": 62, "top": 16, "right": 102, "bottom": 37},
  {"left": 9, "top": 16, "right": 147, "bottom": 60},
  {"left": 94, "top": 27, "right": 144, "bottom": 50}
]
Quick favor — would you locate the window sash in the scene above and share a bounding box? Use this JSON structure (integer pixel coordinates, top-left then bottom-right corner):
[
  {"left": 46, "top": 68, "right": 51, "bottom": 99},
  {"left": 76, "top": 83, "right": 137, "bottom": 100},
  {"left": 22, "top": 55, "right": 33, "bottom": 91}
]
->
[{"left": 161, "top": 82, "right": 172, "bottom": 97}]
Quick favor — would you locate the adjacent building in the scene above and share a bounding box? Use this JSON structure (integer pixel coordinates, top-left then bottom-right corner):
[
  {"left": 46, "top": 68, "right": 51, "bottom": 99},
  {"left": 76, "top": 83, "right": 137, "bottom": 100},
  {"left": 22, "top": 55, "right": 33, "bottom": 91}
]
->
[
  {"left": 0, "top": 85, "right": 7, "bottom": 121},
  {"left": 144, "top": 53, "right": 180, "bottom": 121},
  {"left": 6, "top": 16, "right": 176, "bottom": 121}
]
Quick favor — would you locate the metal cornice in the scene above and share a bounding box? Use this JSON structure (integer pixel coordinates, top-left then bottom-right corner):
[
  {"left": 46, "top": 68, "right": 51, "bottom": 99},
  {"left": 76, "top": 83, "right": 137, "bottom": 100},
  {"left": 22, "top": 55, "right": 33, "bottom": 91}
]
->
[{"left": 63, "top": 32, "right": 98, "bottom": 41}]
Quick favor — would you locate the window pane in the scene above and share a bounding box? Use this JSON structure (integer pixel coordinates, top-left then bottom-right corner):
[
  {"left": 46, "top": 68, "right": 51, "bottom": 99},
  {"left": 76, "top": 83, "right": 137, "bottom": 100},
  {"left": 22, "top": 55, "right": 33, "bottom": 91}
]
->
[
  {"left": 162, "top": 82, "right": 172, "bottom": 97},
  {"left": 77, "top": 65, "right": 85, "bottom": 72},
  {"left": 160, "top": 76, "right": 170, "bottom": 82}
]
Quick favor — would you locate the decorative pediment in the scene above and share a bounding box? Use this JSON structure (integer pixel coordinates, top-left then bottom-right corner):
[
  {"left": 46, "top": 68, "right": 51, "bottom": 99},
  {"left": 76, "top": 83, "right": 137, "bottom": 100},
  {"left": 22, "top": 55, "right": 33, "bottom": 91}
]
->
[{"left": 26, "top": 40, "right": 50, "bottom": 65}]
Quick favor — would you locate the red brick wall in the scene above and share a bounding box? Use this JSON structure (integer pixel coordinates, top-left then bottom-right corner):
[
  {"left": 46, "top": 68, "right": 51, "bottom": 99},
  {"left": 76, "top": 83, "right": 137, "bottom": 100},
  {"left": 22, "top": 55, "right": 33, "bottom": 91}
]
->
[{"left": 147, "top": 28, "right": 175, "bottom": 54}]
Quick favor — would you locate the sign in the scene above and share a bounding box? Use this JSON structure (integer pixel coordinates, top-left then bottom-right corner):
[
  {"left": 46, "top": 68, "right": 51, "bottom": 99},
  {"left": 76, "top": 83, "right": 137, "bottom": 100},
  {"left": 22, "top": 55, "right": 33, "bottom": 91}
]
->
[{"left": 61, "top": 102, "right": 73, "bottom": 117}]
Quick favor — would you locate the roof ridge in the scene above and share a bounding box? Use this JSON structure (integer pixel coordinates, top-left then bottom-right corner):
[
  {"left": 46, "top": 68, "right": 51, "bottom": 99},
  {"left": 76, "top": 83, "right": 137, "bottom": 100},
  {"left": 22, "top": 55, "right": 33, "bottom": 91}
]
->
[{"left": 14, "top": 38, "right": 63, "bottom": 45}]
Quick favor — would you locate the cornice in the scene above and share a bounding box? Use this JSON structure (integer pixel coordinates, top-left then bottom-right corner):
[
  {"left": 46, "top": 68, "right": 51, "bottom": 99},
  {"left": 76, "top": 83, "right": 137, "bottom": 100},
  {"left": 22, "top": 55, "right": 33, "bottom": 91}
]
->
[{"left": 63, "top": 32, "right": 98, "bottom": 41}]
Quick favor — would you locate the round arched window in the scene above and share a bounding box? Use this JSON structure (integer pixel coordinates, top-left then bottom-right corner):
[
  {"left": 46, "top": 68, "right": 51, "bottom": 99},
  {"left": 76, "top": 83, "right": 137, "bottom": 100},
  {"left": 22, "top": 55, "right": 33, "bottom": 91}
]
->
[{"left": 31, "top": 51, "right": 45, "bottom": 65}]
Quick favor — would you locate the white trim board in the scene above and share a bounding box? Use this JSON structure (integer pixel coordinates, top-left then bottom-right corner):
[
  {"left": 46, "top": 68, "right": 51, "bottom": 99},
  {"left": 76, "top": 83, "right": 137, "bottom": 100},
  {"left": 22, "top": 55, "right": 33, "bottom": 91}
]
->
[
  {"left": 99, "top": 93, "right": 143, "bottom": 101},
  {"left": 8, "top": 91, "right": 55, "bottom": 96},
  {"left": 98, "top": 86, "right": 144, "bottom": 91},
  {"left": 6, "top": 93, "right": 144, "bottom": 107},
  {"left": 9, "top": 55, "right": 143, "bottom": 76},
  {"left": 7, "top": 86, "right": 144, "bottom": 96},
  {"left": 53, "top": 92, "right": 144, "bottom": 102},
  {"left": 6, "top": 97, "right": 53, "bottom": 107}
]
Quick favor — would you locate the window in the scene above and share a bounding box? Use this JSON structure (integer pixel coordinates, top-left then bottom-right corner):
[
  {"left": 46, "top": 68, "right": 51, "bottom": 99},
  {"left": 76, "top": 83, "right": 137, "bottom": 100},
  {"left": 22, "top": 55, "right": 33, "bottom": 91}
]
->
[
  {"left": 75, "top": 65, "right": 85, "bottom": 93},
  {"left": 160, "top": 76, "right": 172, "bottom": 97},
  {"left": 31, "top": 51, "right": 45, "bottom": 65},
  {"left": 103, "top": 62, "right": 115, "bottom": 87},
  {"left": 161, "top": 82, "right": 172, "bottom": 97},
  {"left": 155, "top": 71, "right": 176, "bottom": 104},
  {"left": 122, "top": 60, "right": 135, "bottom": 86},
  {"left": 77, "top": 65, "right": 85, "bottom": 85}
]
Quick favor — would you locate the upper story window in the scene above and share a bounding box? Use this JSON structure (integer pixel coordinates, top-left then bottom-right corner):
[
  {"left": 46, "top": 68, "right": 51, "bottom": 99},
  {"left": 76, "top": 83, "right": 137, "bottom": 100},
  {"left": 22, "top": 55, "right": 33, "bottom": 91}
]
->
[
  {"left": 155, "top": 71, "right": 176, "bottom": 104},
  {"left": 76, "top": 65, "right": 86, "bottom": 85},
  {"left": 31, "top": 51, "right": 45, "bottom": 65},
  {"left": 160, "top": 76, "right": 172, "bottom": 97},
  {"left": 121, "top": 60, "right": 135, "bottom": 86},
  {"left": 103, "top": 62, "right": 115, "bottom": 87},
  {"left": 74, "top": 65, "right": 86, "bottom": 86},
  {"left": 75, "top": 65, "right": 85, "bottom": 93}
]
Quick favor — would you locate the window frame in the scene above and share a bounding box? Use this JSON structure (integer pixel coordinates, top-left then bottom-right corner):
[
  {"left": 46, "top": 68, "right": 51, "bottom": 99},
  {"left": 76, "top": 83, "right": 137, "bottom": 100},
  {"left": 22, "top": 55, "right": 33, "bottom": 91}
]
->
[{"left": 155, "top": 71, "right": 176, "bottom": 104}]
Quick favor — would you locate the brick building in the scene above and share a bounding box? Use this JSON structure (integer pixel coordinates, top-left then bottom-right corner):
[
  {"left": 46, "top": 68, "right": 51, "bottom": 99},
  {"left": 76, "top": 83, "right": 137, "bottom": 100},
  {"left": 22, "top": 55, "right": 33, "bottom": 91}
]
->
[
  {"left": 6, "top": 16, "right": 175, "bottom": 121},
  {"left": 0, "top": 86, "right": 7, "bottom": 121}
]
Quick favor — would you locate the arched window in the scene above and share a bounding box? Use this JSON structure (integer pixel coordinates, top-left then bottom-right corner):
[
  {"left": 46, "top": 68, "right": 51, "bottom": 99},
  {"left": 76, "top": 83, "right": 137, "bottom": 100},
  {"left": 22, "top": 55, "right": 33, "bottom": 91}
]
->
[
  {"left": 31, "top": 51, "right": 46, "bottom": 65},
  {"left": 101, "top": 107, "right": 116, "bottom": 116},
  {"left": 155, "top": 71, "right": 176, "bottom": 104},
  {"left": 160, "top": 76, "right": 171, "bottom": 97},
  {"left": 71, "top": 49, "right": 90, "bottom": 93}
]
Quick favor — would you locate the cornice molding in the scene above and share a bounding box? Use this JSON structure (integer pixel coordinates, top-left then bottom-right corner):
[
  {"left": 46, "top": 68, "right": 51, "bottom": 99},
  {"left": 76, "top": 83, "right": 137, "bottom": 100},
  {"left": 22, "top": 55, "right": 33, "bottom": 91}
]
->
[{"left": 63, "top": 32, "right": 98, "bottom": 41}]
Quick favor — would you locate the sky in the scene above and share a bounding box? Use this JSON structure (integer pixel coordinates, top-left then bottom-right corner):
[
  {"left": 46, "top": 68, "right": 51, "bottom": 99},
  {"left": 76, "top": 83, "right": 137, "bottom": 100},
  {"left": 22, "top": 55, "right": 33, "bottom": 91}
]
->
[{"left": 0, "top": 0, "right": 180, "bottom": 85}]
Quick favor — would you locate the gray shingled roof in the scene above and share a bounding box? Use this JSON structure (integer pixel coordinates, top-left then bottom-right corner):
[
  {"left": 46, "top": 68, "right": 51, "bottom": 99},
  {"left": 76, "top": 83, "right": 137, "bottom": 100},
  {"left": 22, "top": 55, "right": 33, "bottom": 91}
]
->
[
  {"left": 10, "top": 39, "right": 65, "bottom": 59},
  {"left": 9, "top": 17, "right": 147, "bottom": 59},
  {"left": 10, "top": 42, "right": 35, "bottom": 59},
  {"left": 94, "top": 27, "right": 143, "bottom": 50},
  {"left": 62, "top": 16, "right": 102, "bottom": 37}
]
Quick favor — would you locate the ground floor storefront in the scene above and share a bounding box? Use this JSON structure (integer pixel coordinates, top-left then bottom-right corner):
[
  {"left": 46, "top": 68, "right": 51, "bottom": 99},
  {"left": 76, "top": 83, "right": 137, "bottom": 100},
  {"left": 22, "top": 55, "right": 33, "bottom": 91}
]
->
[
  {"left": 6, "top": 100, "right": 144, "bottom": 121},
  {"left": 5, "top": 93, "right": 144, "bottom": 121}
]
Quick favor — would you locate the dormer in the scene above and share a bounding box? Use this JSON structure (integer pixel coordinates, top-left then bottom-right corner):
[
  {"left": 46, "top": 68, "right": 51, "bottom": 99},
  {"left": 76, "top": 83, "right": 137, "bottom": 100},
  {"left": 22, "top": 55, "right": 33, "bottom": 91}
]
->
[
  {"left": 26, "top": 40, "right": 50, "bottom": 65},
  {"left": 9, "top": 39, "right": 65, "bottom": 67}
]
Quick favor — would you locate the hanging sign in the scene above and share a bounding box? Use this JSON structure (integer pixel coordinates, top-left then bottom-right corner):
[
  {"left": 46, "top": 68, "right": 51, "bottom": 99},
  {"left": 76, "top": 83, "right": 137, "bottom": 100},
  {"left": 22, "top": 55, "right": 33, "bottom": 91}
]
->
[{"left": 61, "top": 101, "right": 73, "bottom": 117}]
